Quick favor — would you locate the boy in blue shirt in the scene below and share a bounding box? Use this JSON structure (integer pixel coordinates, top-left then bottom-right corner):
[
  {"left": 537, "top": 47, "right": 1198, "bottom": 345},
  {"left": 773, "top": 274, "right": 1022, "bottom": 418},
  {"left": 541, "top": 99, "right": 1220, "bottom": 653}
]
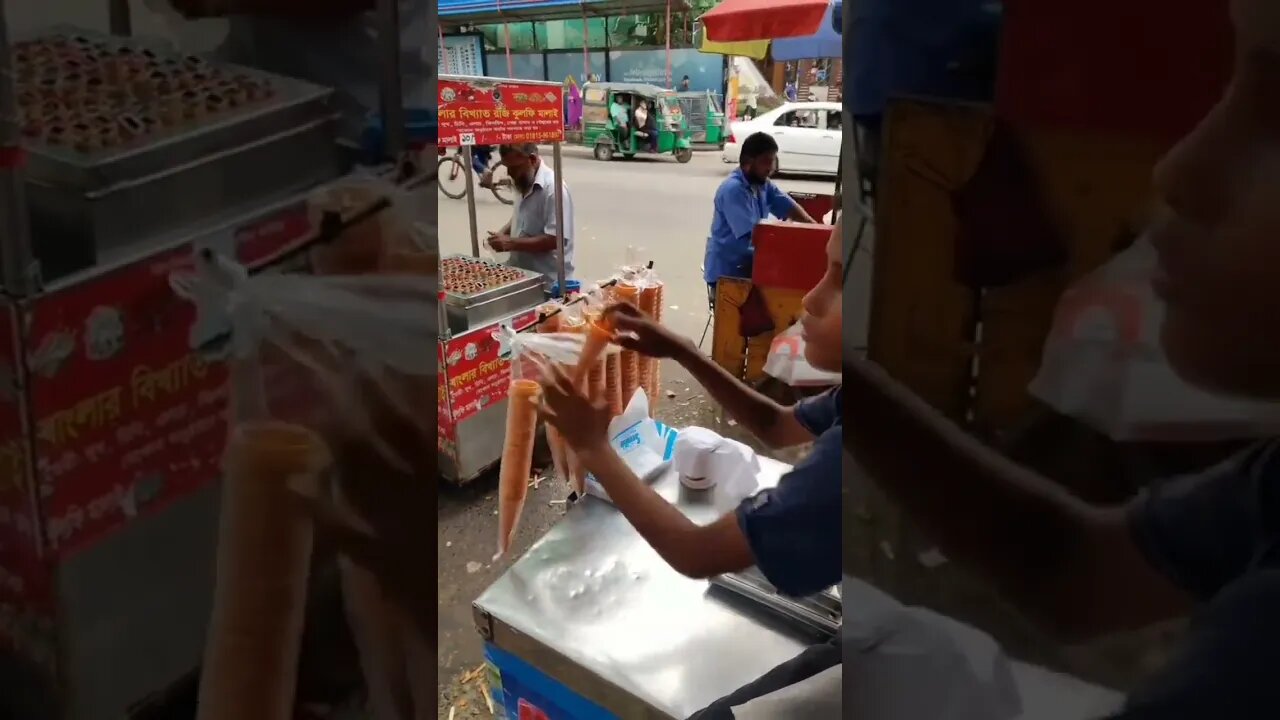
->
[{"left": 541, "top": 221, "right": 844, "bottom": 717}]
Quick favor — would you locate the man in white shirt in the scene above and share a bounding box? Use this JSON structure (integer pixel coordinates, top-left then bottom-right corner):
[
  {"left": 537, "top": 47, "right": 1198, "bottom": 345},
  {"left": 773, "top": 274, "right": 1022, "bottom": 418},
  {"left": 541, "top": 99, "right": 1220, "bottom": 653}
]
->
[{"left": 486, "top": 144, "right": 576, "bottom": 287}]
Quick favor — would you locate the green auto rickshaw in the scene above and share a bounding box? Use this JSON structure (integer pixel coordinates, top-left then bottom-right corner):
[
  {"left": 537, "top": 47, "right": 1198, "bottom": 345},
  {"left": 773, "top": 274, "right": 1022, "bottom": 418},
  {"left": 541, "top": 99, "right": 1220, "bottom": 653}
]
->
[
  {"left": 676, "top": 90, "right": 726, "bottom": 149},
  {"left": 571, "top": 82, "right": 693, "bottom": 164}
]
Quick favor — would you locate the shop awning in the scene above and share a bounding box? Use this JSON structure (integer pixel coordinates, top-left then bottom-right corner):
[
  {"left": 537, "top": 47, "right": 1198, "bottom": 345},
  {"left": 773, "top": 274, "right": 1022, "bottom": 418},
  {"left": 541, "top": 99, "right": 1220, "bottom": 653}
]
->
[
  {"left": 700, "top": 0, "right": 828, "bottom": 43},
  {"left": 771, "top": 0, "right": 841, "bottom": 60},
  {"left": 440, "top": 0, "right": 688, "bottom": 26},
  {"left": 698, "top": 31, "right": 771, "bottom": 60}
]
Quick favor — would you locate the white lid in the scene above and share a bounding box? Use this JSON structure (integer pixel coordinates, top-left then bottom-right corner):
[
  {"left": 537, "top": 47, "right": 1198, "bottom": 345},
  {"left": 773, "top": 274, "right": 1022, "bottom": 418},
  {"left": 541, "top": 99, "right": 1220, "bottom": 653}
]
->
[{"left": 672, "top": 427, "right": 722, "bottom": 479}]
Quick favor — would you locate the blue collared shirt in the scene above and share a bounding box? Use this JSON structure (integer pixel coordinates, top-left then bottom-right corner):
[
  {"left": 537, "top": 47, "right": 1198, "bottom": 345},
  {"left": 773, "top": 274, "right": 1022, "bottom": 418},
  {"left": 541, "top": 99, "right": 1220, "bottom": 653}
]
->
[
  {"left": 703, "top": 170, "right": 797, "bottom": 284},
  {"left": 735, "top": 387, "right": 843, "bottom": 597}
]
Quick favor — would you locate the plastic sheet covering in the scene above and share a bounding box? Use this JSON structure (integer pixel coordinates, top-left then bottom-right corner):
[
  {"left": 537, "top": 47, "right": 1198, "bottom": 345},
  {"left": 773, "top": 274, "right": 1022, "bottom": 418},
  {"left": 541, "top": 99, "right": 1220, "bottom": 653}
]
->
[{"left": 173, "top": 247, "right": 438, "bottom": 719}]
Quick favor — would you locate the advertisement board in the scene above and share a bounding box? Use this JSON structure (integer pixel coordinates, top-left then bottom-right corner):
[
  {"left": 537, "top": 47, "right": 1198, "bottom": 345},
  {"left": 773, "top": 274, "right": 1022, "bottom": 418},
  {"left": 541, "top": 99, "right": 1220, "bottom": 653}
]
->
[
  {"left": 608, "top": 48, "right": 726, "bottom": 93},
  {"left": 0, "top": 301, "right": 55, "bottom": 670},
  {"left": 24, "top": 206, "right": 312, "bottom": 559},
  {"left": 439, "top": 78, "right": 565, "bottom": 147}
]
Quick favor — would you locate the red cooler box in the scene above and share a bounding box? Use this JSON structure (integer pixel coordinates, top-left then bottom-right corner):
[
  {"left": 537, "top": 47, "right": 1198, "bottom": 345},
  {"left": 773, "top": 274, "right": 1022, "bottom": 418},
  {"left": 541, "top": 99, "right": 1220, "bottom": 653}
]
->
[{"left": 751, "top": 221, "right": 834, "bottom": 292}]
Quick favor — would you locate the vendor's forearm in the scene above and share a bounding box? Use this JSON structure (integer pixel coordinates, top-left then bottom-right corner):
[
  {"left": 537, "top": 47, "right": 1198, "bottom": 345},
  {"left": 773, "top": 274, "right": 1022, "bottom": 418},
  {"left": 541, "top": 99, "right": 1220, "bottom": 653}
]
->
[
  {"left": 580, "top": 447, "right": 752, "bottom": 579},
  {"left": 843, "top": 359, "right": 1186, "bottom": 636},
  {"left": 788, "top": 204, "right": 817, "bottom": 223},
  {"left": 508, "top": 234, "right": 560, "bottom": 253},
  {"left": 672, "top": 341, "right": 802, "bottom": 449}
]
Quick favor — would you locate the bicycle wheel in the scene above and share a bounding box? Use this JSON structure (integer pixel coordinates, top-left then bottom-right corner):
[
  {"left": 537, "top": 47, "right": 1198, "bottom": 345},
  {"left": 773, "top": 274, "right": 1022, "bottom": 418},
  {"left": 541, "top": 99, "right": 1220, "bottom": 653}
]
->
[
  {"left": 437, "top": 155, "right": 469, "bottom": 200},
  {"left": 483, "top": 163, "right": 514, "bottom": 204},
  {"left": 489, "top": 164, "right": 515, "bottom": 205}
]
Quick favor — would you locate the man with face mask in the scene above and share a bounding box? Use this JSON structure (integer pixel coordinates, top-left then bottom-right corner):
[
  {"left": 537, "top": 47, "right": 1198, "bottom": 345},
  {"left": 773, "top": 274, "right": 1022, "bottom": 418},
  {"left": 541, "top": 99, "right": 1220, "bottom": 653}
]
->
[
  {"left": 487, "top": 144, "right": 576, "bottom": 286},
  {"left": 704, "top": 132, "right": 817, "bottom": 293}
]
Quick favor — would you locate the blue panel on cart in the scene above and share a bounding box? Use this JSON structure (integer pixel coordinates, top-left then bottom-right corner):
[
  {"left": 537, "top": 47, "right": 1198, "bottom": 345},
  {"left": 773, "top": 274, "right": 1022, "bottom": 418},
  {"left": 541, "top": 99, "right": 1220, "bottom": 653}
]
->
[{"left": 484, "top": 643, "right": 619, "bottom": 720}]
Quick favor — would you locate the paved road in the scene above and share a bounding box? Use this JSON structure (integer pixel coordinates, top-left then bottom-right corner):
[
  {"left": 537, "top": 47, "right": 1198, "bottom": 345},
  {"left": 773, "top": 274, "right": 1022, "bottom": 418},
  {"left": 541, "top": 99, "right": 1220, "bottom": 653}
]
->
[{"left": 437, "top": 146, "right": 838, "bottom": 344}]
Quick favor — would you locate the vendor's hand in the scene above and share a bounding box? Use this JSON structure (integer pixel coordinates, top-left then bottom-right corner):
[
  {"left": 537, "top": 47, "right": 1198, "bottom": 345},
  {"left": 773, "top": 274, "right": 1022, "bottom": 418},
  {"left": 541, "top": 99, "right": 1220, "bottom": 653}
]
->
[
  {"left": 538, "top": 364, "right": 611, "bottom": 455},
  {"left": 606, "top": 302, "right": 692, "bottom": 359},
  {"left": 487, "top": 234, "right": 513, "bottom": 253}
]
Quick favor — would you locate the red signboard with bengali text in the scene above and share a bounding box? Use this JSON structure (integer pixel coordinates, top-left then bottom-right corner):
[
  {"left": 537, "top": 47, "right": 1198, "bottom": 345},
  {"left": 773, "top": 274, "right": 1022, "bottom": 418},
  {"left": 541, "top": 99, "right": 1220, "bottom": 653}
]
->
[
  {"left": 0, "top": 300, "right": 55, "bottom": 667},
  {"left": 24, "top": 206, "right": 312, "bottom": 559},
  {"left": 438, "top": 78, "right": 565, "bottom": 147},
  {"left": 438, "top": 309, "right": 538, "bottom": 443}
]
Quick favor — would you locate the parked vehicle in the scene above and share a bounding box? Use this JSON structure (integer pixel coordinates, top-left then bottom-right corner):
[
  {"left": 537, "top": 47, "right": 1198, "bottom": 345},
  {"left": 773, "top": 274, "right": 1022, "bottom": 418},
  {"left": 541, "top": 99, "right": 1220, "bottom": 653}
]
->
[
  {"left": 676, "top": 90, "right": 726, "bottom": 149},
  {"left": 722, "top": 101, "right": 842, "bottom": 176}
]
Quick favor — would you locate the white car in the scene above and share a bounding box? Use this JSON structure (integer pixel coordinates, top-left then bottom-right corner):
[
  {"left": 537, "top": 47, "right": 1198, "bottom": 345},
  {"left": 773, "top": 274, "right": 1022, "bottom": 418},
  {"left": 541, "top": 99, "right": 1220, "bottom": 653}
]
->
[{"left": 722, "top": 101, "right": 843, "bottom": 176}]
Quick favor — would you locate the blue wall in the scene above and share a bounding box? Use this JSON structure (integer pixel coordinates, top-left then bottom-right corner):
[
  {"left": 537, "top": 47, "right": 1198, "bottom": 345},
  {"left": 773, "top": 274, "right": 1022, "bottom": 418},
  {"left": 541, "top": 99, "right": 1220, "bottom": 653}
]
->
[
  {"left": 490, "top": 52, "right": 545, "bottom": 80},
  {"left": 607, "top": 48, "right": 724, "bottom": 93},
  {"left": 479, "top": 47, "right": 726, "bottom": 94},
  {"left": 546, "top": 51, "right": 608, "bottom": 85}
]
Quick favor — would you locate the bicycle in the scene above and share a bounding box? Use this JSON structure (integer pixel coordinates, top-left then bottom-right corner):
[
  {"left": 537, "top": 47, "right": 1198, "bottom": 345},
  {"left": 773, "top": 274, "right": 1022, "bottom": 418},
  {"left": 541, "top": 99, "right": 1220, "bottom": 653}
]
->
[{"left": 438, "top": 148, "right": 513, "bottom": 205}]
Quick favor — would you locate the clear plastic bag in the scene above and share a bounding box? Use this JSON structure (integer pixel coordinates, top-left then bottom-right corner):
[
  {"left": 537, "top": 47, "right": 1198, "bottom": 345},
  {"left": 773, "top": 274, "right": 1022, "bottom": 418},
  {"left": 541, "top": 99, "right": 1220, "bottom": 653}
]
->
[
  {"left": 1029, "top": 239, "right": 1280, "bottom": 442},
  {"left": 172, "top": 251, "right": 438, "bottom": 720},
  {"left": 493, "top": 324, "right": 586, "bottom": 557},
  {"left": 764, "top": 322, "right": 842, "bottom": 387}
]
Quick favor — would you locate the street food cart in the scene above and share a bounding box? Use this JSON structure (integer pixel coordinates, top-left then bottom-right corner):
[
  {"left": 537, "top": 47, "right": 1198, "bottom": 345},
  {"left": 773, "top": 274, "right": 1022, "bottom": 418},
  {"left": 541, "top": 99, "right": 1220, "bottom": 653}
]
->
[
  {"left": 0, "top": 3, "right": 432, "bottom": 717},
  {"left": 473, "top": 459, "right": 1123, "bottom": 719},
  {"left": 474, "top": 459, "right": 836, "bottom": 719},
  {"left": 437, "top": 74, "right": 571, "bottom": 483}
]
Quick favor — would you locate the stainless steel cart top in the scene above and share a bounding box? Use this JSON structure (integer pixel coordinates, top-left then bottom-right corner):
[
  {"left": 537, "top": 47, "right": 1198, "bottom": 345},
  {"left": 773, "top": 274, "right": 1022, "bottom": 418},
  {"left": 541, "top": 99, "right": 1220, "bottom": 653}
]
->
[{"left": 474, "top": 459, "right": 810, "bottom": 719}]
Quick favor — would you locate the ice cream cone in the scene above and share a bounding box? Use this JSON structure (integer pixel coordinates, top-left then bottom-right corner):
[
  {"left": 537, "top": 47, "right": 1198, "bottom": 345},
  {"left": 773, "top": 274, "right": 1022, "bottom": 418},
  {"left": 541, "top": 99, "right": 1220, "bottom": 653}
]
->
[
  {"left": 197, "top": 422, "right": 331, "bottom": 720},
  {"left": 497, "top": 380, "right": 541, "bottom": 557}
]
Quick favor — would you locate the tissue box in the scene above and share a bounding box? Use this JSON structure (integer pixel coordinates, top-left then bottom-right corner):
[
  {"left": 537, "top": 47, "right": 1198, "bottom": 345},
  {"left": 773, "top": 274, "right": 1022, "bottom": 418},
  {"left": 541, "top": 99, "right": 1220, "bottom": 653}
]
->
[{"left": 585, "top": 389, "right": 678, "bottom": 502}]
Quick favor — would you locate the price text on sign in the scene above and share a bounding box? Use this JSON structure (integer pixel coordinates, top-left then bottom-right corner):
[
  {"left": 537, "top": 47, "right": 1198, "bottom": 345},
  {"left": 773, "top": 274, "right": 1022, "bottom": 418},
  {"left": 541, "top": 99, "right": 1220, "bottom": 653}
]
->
[{"left": 438, "top": 78, "right": 565, "bottom": 147}]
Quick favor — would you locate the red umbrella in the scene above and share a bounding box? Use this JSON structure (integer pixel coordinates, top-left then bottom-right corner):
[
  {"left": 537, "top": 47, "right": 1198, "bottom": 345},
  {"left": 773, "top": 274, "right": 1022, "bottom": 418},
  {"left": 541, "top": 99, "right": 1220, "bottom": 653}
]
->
[{"left": 700, "top": 0, "right": 829, "bottom": 42}]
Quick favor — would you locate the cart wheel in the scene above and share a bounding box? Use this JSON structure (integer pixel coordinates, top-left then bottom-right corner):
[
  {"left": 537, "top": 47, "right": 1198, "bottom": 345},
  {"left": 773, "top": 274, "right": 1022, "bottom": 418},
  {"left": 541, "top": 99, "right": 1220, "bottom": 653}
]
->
[
  {"left": 675, "top": 147, "right": 694, "bottom": 164},
  {"left": 437, "top": 155, "right": 468, "bottom": 199},
  {"left": 594, "top": 142, "right": 614, "bottom": 161}
]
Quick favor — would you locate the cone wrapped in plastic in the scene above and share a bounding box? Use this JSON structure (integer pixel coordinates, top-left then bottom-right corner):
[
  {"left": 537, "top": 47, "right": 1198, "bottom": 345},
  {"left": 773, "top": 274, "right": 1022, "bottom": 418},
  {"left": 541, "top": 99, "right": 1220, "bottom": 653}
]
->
[
  {"left": 497, "top": 379, "right": 541, "bottom": 557},
  {"left": 613, "top": 281, "right": 643, "bottom": 404},
  {"left": 537, "top": 312, "right": 570, "bottom": 485},
  {"left": 537, "top": 302, "right": 564, "bottom": 333},
  {"left": 588, "top": 356, "right": 606, "bottom": 404},
  {"left": 605, "top": 352, "right": 624, "bottom": 416},
  {"left": 571, "top": 320, "right": 614, "bottom": 390},
  {"left": 613, "top": 281, "right": 640, "bottom": 308},
  {"left": 638, "top": 279, "right": 663, "bottom": 410},
  {"left": 649, "top": 279, "right": 666, "bottom": 405},
  {"left": 197, "top": 422, "right": 331, "bottom": 720},
  {"left": 620, "top": 349, "right": 640, "bottom": 410}
]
